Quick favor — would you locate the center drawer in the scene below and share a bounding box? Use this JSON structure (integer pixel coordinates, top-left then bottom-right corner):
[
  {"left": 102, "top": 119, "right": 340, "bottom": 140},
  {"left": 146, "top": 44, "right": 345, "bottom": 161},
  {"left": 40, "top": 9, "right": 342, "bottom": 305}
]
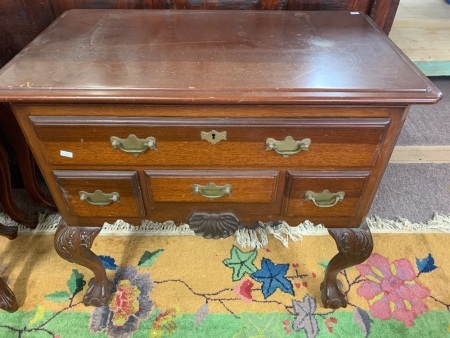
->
[
  {"left": 143, "top": 170, "right": 283, "bottom": 218},
  {"left": 31, "top": 116, "right": 389, "bottom": 168},
  {"left": 145, "top": 170, "right": 280, "bottom": 203}
]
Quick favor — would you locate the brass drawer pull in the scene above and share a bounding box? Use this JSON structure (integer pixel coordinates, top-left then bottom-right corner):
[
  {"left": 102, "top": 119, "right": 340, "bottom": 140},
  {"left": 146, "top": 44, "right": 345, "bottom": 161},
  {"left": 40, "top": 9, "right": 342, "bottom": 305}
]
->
[
  {"left": 110, "top": 134, "right": 156, "bottom": 156},
  {"left": 265, "top": 136, "right": 311, "bottom": 158},
  {"left": 79, "top": 190, "right": 120, "bottom": 206},
  {"left": 192, "top": 182, "right": 231, "bottom": 199},
  {"left": 305, "top": 190, "right": 345, "bottom": 208}
]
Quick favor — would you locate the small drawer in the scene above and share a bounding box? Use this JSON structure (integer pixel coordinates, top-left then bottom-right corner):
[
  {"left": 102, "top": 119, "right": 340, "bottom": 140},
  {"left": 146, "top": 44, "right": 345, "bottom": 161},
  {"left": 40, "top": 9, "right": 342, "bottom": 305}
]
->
[
  {"left": 31, "top": 116, "right": 389, "bottom": 168},
  {"left": 283, "top": 171, "right": 369, "bottom": 218},
  {"left": 53, "top": 170, "right": 145, "bottom": 218},
  {"left": 144, "top": 170, "right": 280, "bottom": 203}
]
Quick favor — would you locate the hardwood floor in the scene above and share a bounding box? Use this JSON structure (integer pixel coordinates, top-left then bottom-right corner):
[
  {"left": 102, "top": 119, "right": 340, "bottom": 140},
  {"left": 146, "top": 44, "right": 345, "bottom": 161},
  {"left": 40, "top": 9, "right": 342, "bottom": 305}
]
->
[
  {"left": 389, "top": 0, "right": 450, "bottom": 76},
  {"left": 391, "top": 0, "right": 450, "bottom": 163},
  {"left": 390, "top": 146, "right": 450, "bottom": 163}
]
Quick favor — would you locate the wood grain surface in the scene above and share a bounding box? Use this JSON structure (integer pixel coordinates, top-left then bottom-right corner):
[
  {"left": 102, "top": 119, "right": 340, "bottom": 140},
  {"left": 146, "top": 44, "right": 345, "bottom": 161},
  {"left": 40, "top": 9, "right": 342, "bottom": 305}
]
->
[{"left": 0, "top": 0, "right": 400, "bottom": 69}]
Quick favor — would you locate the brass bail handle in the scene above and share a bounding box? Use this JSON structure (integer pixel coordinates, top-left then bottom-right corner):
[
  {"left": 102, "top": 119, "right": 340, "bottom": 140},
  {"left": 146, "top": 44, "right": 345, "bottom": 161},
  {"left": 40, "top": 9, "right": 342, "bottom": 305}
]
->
[
  {"left": 266, "top": 136, "right": 311, "bottom": 158},
  {"left": 79, "top": 190, "right": 120, "bottom": 206},
  {"left": 192, "top": 182, "right": 231, "bottom": 199},
  {"left": 305, "top": 190, "right": 345, "bottom": 208},
  {"left": 110, "top": 134, "right": 156, "bottom": 156}
]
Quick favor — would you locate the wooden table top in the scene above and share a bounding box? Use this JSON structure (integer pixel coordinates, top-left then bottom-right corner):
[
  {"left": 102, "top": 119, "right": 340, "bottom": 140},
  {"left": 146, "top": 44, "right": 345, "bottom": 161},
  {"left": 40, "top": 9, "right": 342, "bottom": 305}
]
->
[{"left": 0, "top": 10, "right": 441, "bottom": 104}]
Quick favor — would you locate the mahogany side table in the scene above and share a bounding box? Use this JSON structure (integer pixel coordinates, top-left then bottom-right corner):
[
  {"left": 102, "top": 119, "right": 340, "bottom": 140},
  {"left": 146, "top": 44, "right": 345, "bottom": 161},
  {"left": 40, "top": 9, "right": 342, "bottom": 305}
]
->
[{"left": 0, "top": 10, "right": 441, "bottom": 308}]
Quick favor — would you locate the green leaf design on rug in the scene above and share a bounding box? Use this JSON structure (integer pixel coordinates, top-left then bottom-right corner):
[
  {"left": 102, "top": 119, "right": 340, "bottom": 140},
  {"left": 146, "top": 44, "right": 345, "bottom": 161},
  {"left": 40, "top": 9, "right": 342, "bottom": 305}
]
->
[
  {"left": 318, "top": 260, "right": 328, "bottom": 270},
  {"left": 138, "top": 249, "right": 164, "bottom": 267},
  {"left": 67, "top": 269, "right": 86, "bottom": 296},
  {"left": 45, "top": 291, "right": 71, "bottom": 303},
  {"left": 223, "top": 246, "right": 257, "bottom": 281}
]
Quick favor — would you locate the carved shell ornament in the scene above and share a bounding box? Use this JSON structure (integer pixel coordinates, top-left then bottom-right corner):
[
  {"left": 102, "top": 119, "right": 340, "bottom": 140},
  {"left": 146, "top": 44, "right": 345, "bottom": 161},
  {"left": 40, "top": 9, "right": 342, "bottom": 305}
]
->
[{"left": 188, "top": 212, "right": 240, "bottom": 239}]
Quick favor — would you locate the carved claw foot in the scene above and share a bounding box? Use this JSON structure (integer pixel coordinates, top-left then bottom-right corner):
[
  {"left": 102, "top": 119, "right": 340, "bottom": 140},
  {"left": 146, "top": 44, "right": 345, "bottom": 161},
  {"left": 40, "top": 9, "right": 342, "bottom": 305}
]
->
[
  {"left": 0, "top": 222, "right": 18, "bottom": 312},
  {"left": 321, "top": 223, "right": 373, "bottom": 309},
  {"left": 54, "top": 221, "right": 112, "bottom": 307},
  {"left": 321, "top": 279, "right": 347, "bottom": 309},
  {"left": 0, "top": 278, "right": 18, "bottom": 312},
  {"left": 0, "top": 222, "right": 18, "bottom": 240},
  {"left": 84, "top": 277, "right": 113, "bottom": 307}
]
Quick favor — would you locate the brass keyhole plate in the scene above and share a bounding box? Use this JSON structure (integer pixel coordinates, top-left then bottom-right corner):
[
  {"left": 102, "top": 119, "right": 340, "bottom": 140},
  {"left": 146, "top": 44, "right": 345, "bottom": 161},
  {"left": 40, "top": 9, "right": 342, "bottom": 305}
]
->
[{"left": 201, "top": 130, "right": 227, "bottom": 145}]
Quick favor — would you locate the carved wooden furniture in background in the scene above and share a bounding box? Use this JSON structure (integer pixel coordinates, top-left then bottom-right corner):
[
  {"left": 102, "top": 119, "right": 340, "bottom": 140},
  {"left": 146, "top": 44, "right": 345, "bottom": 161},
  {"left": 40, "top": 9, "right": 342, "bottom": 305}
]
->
[
  {"left": 0, "top": 10, "right": 441, "bottom": 309},
  {"left": 0, "top": 104, "right": 56, "bottom": 314},
  {"left": 0, "top": 131, "right": 38, "bottom": 230},
  {"left": 0, "top": 104, "right": 57, "bottom": 213},
  {"left": 0, "top": 0, "right": 400, "bottom": 68},
  {"left": 0, "top": 135, "right": 20, "bottom": 313}
]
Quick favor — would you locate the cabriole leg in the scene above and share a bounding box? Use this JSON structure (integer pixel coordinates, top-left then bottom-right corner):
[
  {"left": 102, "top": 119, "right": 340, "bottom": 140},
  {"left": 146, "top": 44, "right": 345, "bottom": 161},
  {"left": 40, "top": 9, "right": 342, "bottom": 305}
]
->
[
  {"left": 0, "top": 278, "right": 18, "bottom": 312},
  {"left": 320, "top": 222, "right": 373, "bottom": 309},
  {"left": 54, "top": 221, "right": 112, "bottom": 307}
]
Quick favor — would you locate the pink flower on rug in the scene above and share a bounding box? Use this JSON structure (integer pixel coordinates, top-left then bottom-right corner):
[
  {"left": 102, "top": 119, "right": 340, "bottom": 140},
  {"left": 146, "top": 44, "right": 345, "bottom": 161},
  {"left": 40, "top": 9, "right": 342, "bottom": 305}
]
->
[
  {"left": 90, "top": 267, "right": 153, "bottom": 337},
  {"left": 356, "top": 253, "right": 430, "bottom": 327},
  {"left": 110, "top": 279, "right": 141, "bottom": 327},
  {"left": 234, "top": 279, "right": 254, "bottom": 302}
]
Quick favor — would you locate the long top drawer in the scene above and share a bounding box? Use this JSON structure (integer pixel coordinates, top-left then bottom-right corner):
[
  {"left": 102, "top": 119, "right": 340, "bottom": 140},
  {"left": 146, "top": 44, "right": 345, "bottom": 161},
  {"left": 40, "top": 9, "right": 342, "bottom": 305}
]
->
[{"left": 31, "top": 116, "right": 390, "bottom": 168}]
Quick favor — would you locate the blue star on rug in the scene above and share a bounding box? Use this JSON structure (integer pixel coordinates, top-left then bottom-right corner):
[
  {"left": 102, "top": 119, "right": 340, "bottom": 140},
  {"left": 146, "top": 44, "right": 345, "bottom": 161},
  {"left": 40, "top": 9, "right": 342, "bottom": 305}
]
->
[{"left": 251, "top": 258, "right": 294, "bottom": 299}]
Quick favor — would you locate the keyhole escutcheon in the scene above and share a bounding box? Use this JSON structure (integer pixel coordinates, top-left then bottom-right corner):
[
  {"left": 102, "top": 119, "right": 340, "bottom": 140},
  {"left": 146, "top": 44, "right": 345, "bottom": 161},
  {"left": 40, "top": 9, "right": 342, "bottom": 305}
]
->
[{"left": 200, "top": 130, "right": 227, "bottom": 145}]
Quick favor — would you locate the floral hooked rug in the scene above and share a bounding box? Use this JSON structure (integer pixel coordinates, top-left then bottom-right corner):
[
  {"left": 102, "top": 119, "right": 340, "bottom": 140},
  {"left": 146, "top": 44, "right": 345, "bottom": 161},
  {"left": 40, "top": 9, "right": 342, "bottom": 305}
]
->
[{"left": 0, "top": 225, "right": 449, "bottom": 337}]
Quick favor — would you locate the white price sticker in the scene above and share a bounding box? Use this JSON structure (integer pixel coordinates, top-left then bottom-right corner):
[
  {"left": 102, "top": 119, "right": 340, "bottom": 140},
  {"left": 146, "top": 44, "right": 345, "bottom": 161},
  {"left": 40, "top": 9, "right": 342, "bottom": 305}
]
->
[{"left": 60, "top": 150, "right": 73, "bottom": 158}]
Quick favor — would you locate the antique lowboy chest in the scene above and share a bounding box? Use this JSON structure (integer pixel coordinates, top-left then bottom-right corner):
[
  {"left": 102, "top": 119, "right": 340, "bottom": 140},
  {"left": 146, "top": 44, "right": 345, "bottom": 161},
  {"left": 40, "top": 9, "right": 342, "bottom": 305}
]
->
[{"left": 0, "top": 10, "right": 441, "bottom": 309}]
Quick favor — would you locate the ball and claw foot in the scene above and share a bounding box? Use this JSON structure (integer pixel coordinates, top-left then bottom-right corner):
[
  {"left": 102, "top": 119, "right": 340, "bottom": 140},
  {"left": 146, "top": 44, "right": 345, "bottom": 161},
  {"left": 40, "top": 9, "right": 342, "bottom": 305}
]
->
[
  {"left": 320, "top": 223, "right": 373, "bottom": 309},
  {"left": 83, "top": 278, "right": 113, "bottom": 307},
  {"left": 54, "top": 221, "right": 113, "bottom": 307},
  {"left": 321, "top": 280, "right": 347, "bottom": 309}
]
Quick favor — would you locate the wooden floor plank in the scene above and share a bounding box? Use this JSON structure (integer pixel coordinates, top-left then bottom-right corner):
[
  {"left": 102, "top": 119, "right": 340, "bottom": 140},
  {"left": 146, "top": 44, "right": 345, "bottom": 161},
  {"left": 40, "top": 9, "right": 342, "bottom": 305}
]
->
[
  {"left": 389, "top": 0, "right": 450, "bottom": 76},
  {"left": 390, "top": 146, "right": 450, "bottom": 163}
]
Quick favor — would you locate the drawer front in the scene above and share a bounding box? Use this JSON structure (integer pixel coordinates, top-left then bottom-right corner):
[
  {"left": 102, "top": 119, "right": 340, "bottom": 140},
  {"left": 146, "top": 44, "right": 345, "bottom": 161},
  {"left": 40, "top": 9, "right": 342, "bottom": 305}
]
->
[
  {"left": 143, "top": 170, "right": 283, "bottom": 219},
  {"left": 31, "top": 116, "right": 389, "bottom": 168},
  {"left": 145, "top": 170, "right": 280, "bottom": 203},
  {"left": 283, "top": 171, "right": 369, "bottom": 218},
  {"left": 53, "top": 170, "right": 145, "bottom": 218}
]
